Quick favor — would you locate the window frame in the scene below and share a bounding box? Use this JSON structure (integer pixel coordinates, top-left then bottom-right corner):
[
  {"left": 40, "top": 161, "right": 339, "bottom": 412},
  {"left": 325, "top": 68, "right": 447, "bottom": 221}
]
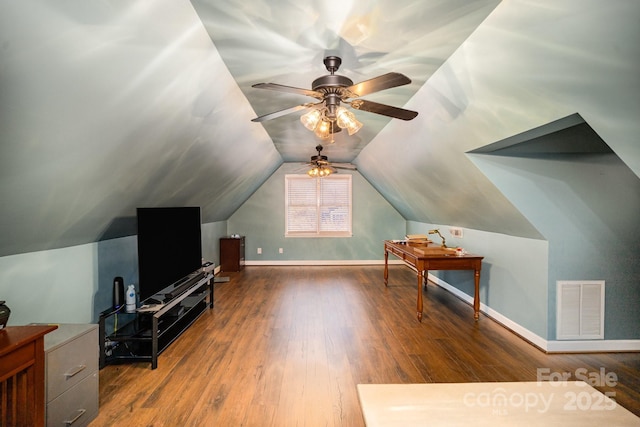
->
[{"left": 284, "top": 174, "right": 352, "bottom": 238}]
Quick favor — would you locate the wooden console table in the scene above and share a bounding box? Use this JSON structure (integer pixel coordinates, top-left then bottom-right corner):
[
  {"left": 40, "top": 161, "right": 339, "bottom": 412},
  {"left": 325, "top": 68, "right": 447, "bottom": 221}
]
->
[
  {"left": 0, "top": 324, "right": 58, "bottom": 427},
  {"left": 384, "top": 240, "right": 484, "bottom": 321}
]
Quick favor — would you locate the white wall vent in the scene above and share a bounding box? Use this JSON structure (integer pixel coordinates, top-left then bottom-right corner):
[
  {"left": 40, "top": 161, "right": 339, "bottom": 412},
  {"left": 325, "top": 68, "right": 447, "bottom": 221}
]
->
[{"left": 556, "top": 280, "right": 605, "bottom": 340}]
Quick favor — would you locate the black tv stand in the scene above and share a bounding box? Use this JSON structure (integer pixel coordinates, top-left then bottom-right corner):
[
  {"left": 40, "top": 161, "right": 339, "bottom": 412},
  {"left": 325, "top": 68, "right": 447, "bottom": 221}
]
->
[
  {"left": 165, "top": 272, "right": 203, "bottom": 299},
  {"left": 99, "top": 271, "right": 213, "bottom": 369}
]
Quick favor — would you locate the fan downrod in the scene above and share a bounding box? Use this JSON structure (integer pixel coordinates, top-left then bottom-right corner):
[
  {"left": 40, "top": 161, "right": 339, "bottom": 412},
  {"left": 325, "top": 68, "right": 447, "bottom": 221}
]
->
[{"left": 323, "top": 56, "right": 342, "bottom": 74}]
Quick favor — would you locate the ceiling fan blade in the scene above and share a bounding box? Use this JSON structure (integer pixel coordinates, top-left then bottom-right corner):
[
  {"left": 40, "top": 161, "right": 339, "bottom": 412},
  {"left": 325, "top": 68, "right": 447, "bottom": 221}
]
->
[
  {"left": 252, "top": 83, "right": 324, "bottom": 99},
  {"left": 251, "top": 102, "right": 319, "bottom": 122},
  {"left": 333, "top": 164, "right": 357, "bottom": 170},
  {"left": 350, "top": 99, "right": 418, "bottom": 121},
  {"left": 344, "top": 72, "right": 411, "bottom": 98}
]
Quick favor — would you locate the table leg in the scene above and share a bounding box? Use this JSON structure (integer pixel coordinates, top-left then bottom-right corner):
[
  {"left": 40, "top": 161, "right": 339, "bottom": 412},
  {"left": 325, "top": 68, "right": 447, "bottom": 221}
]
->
[
  {"left": 423, "top": 270, "right": 429, "bottom": 290},
  {"left": 384, "top": 250, "right": 389, "bottom": 286},
  {"left": 209, "top": 278, "right": 214, "bottom": 308},
  {"left": 474, "top": 269, "right": 480, "bottom": 321},
  {"left": 417, "top": 270, "right": 423, "bottom": 322}
]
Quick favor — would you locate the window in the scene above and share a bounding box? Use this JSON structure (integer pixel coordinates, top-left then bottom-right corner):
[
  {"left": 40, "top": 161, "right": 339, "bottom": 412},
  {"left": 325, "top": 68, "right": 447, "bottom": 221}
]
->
[{"left": 285, "top": 174, "right": 352, "bottom": 237}]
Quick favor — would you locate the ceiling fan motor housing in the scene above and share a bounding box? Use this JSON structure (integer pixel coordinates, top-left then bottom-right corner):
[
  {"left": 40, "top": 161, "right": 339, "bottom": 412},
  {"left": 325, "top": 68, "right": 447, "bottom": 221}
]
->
[
  {"left": 311, "top": 145, "right": 328, "bottom": 163},
  {"left": 311, "top": 74, "right": 353, "bottom": 91},
  {"left": 312, "top": 57, "right": 354, "bottom": 119}
]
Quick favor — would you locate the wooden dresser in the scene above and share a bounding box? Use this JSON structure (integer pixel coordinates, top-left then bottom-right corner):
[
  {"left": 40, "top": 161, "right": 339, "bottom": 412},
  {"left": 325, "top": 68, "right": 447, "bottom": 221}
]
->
[
  {"left": 44, "top": 324, "right": 99, "bottom": 427},
  {"left": 0, "top": 324, "right": 58, "bottom": 427}
]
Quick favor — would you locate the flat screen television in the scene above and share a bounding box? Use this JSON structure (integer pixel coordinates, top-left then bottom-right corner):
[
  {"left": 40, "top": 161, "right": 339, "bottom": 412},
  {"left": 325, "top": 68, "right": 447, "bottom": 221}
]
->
[{"left": 136, "top": 207, "right": 202, "bottom": 302}]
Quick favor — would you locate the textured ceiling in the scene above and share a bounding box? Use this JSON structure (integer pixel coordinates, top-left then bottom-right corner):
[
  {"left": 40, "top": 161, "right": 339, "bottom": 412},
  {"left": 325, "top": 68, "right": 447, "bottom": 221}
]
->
[{"left": 191, "top": 0, "right": 501, "bottom": 163}]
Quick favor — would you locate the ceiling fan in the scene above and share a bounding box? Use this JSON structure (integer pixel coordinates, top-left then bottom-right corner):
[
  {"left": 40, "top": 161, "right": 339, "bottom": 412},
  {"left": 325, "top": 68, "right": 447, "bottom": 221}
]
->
[
  {"left": 304, "top": 144, "right": 357, "bottom": 177},
  {"left": 251, "top": 56, "right": 418, "bottom": 139}
]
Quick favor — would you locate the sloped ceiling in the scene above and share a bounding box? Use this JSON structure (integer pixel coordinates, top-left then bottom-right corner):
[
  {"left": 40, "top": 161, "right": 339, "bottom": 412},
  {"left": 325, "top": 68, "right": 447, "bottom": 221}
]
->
[
  {"left": 0, "top": 1, "right": 281, "bottom": 255},
  {"left": 191, "top": 0, "right": 501, "bottom": 162},
  {"left": 1, "top": 0, "right": 639, "bottom": 257}
]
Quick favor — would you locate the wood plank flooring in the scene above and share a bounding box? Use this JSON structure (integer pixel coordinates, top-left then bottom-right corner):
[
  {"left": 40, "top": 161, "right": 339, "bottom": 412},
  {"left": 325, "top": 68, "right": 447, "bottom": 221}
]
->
[{"left": 91, "top": 265, "right": 640, "bottom": 426}]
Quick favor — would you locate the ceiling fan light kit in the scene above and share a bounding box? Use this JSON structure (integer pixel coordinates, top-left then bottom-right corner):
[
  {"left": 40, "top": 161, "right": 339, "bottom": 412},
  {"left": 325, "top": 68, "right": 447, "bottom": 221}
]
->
[
  {"left": 301, "top": 106, "right": 360, "bottom": 139},
  {"left": 252, "top": 55, "right": 418, "bottom": 140},
  {"left": 336, "top": 107, "right": 363, "bottom": 135},
  {"left": 307, "top": 165, "right": 334, "bottom": 177},
  {"left": 314, "top": 118, "right": 333, "bottom": 139},
  {"left": 300, "top": 109, "right": 322, "bottom": 131}
]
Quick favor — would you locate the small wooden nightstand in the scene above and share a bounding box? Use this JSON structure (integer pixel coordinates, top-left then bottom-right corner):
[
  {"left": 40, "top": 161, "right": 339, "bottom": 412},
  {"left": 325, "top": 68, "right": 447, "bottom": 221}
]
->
[{"left": 220, "top": 236, "right": 245, "bottom": 272}]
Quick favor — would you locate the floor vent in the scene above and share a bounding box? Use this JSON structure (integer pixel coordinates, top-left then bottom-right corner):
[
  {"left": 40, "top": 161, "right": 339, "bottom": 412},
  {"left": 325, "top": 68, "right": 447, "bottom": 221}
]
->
[{"left": 556, "top": 280, "right": 605, "bottom": 340}]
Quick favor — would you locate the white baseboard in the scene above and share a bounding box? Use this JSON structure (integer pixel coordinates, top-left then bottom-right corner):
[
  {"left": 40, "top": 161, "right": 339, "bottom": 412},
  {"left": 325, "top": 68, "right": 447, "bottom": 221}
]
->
[
  {"left": 545, "top": 339, "right": 640, "bottom": 352},
  {"left": 427, "top": 273, "right": 640, "bottom": 353},
  {"left": 245, "top": 260, "right": 396, "bottom": 266},
  {"left": 426, "top": 274, "right": 548, "bottom": 350}
]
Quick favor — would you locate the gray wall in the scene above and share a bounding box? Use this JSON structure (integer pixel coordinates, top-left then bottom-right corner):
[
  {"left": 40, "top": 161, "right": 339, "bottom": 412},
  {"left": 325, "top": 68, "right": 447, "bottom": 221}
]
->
[
  {"left": 472, "top": 151, "right": 640, "bottom": 340},
  {"left": 227, "top": 164, "right": 406, "bottom": 262},
  {"left": 0, "top": 221, "right": 227, "bottom": 325}
]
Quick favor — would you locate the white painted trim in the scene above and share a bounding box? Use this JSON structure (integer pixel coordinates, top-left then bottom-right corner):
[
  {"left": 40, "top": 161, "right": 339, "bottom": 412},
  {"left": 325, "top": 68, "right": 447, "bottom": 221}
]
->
[
  {"left": 427, "top": 274, "right": 549, "bottom": 351},
  {"left": 546, "top": 340, "right": 640, "bottom": 353},
  {"left": 245, "top": 260, "right": 404, "bottom": 266},
  {"left": 427, "top": 273, "right": 640, "bottom": 353}
]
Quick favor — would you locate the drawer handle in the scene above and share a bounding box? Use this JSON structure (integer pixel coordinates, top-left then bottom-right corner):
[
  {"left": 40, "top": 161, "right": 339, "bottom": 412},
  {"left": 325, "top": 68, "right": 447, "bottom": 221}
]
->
[
  {"left": 64, "top": 409, "right": 86, "bottom": 425},
  {"left": 64, "top": 364, "right": 87, "bottom": 378}
]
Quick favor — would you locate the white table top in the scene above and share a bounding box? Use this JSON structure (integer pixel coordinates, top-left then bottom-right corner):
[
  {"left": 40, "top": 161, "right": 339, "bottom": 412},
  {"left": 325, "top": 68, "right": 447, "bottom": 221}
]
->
[{"left": 357, "top": 381, "right": 640, "bottom": 427}]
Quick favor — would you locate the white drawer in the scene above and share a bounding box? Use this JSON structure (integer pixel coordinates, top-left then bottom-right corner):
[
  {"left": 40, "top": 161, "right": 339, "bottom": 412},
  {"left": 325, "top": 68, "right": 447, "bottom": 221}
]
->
[
  {"left": 46, "top": 371, "right": 99, "bottom": 427},
  {"left": 46, "top": 325, "right": 99, "bottom": 402}
]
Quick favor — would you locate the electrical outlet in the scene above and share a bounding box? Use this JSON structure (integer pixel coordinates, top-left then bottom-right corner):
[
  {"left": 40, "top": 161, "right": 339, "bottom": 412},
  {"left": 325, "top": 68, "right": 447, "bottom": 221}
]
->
[
  {"left": 257, "top": 248, "right": 262, "bottom": 254},
  {"left": 449, "top": 227, "right": 463, "bottom": 238},
  {"left": 279, "top": 248, "right": 283, "bottom": 254}
]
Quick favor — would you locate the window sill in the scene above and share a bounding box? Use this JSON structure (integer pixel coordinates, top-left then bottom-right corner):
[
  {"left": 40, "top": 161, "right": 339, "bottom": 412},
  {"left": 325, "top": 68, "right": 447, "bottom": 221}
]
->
[{"left": 285, "top": 232, "right": 353, "bottom": 238}]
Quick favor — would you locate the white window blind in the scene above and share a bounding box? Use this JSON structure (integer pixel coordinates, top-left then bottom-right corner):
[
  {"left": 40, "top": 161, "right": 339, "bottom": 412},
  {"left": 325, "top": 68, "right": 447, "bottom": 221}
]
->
[{"left": 285, "top": 174, "right": 352, "bottom": 237}]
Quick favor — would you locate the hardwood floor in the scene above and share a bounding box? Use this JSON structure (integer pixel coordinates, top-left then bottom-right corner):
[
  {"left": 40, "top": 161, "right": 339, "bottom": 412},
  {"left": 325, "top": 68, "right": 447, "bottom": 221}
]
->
[{"left": 91, "top": 265, "right": 640, "bottom": 426}]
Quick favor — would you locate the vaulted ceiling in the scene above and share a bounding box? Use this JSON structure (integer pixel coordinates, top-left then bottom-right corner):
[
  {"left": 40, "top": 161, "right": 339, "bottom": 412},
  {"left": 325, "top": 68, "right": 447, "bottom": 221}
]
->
[
  {"left": 191, "top": 0, "right": 500, "bottom": 162},
  {"left": 1, "top": 0, "right": 639, "bottom": 256}
]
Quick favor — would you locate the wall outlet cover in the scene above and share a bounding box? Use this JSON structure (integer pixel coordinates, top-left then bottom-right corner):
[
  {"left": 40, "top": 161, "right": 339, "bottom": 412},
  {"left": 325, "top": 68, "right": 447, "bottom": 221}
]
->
[{"left": 449, "top": 227, "right": 463, "bottom": 238}]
